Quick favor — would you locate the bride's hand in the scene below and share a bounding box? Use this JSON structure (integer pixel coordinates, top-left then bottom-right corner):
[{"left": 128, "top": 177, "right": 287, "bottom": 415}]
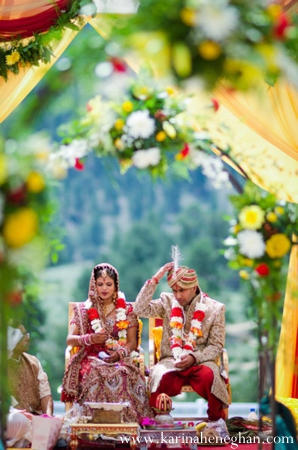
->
[
  {"left": 92, "top": 329, "right": 108, "bottom": 344},
  {"left": 103, "top": 351, "right": 119, "bottom": 363}
]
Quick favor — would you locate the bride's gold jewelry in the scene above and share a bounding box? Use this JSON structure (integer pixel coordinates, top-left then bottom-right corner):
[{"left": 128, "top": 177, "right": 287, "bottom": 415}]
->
[
  {"left": 101, "top": 268, "right": 107, "bottom": 278},
  {"left": 103, "top": 303, "right": 115, "bottom": 316}
]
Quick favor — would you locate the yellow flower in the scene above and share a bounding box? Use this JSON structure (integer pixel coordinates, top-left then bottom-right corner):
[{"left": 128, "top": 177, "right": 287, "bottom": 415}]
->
[
  {"left": 0, "top": 154, "right": 7, "bottom": 184},
  {"left": 163, "top": 122, "right": 177, "bottom": 139},
  {"left": 114, "top": 118, "right": 125, "bottom": 130},
  {"left": 116, "top": 320, "right": 129, "bottom": 330},
  {"left": 275, "top": 206, "right": 285, "bottom": 215},
  {"left": 3, "top": 208, "right": 38, "bottom": 248},
  {"left": 114, "top": 138, "right": 125, "bottom": 150},
  {"left": 243, "top": 258, "right": 253, "bottom": 267},
  {"left": 132, "top": 86, "right": 151, "bottom": 100},
  {"left": 198, "top": 41, "right": 222, "bottom": 60},
  {"left": 233, "top": 224, "right": 240, "bottom": 234},
  {"left": 165, "top": 86, "right": 176, "bottom": 96},
  {"left": 239, "top": 270, "right": 250, "bottom": 280},
  {"left": 26, "top": 171, "right": 45, "bottom": 193},
  {"left": 180, "top": 7, "right": 196, "bottom": 26},
  {"left": 266, "top": 233, "right": 291, "bottom": 259},
  {"left": 266, "top": 212, "right": 277, "bottom": 223},
  {"left": 122, "top": 101, "right": 134, "bottom": 113},
  {"left": 239, "top": 205, "right": 265, "bottom": 230},
  {"left": 6, "top": 51, "right": 21, "bottom": 66},
  {"left": 155, "top": 131, "right": 167, "bottom": 142},
  {"left": 266, "top": 4, "right": 282, "bottom": 19}
]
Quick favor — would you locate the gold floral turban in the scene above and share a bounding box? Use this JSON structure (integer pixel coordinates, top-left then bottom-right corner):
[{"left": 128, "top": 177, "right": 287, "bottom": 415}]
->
[{"left": 167, "top": 266, "right": 199, "bottom": 290}]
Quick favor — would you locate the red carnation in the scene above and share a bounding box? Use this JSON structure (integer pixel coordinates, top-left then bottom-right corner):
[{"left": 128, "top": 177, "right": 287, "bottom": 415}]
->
[
  {"left": 193, "top": 310, "right": 205, "bottom": 321},
  {"left": 183, "top": 344, "right": 193, "bottom": 351},
  {"left": 116, "top": 298, "right": 126, "bottom": 308},
  {"left": 171, "top": 307, "right": 183, "bottom": 318},
  {"left": 74, "top": 159, "right": 84, "bottom": 170},
  {"left": 211, "top": 98, "right": 220, "bottom": 112},
  {"left": 274, "top": 12, "right": 290, "bottom": 40},
  {"left": 87, "top": 308, "right": 99, "bottom": 320},
  {"left": 255, "top": 263, "right": 270, "bottom": 277},
  {"left": 110, "top": 57, "right": 127, "bottom": 73},
  {"left": 180, "top": 143, "right": 190, "bottom": 159}
]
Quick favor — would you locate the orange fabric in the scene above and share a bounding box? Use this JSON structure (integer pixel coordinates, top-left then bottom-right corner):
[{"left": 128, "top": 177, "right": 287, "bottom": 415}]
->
[
  {"left": 216, "top": 80, "right": 298, "bottom": 162},
  {"left": 275, "top": 236, "right": 298, "bottom": 398}
]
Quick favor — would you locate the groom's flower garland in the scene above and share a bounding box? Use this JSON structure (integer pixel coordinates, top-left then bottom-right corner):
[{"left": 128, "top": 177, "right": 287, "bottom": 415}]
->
[
  {"left": 170, "top": 298, "right": 206, "bottom": 360},
  {"left": 84, "top": 294, "right": 139, "bottom": 363}
]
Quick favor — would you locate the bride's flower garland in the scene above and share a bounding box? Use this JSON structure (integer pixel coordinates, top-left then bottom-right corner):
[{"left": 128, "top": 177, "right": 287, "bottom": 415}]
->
[
  {"left": 169, "top": 297, "right": 207, "bottom": 360},
  {"left": 84, "top": 293, "right": 139, "bottom": 363}
]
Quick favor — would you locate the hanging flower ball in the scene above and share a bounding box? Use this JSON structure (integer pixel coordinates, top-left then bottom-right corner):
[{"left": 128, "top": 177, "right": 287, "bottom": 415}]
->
[
  {"left": 3, "top": 208, "right": 38, "bottom": 248},
  {"left": 265, "top": 233, "right": 291, "bottom": 259}
]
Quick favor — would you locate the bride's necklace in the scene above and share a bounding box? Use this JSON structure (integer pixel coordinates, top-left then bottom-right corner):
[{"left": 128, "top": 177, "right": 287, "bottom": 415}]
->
[{"left": 103, "top": 302, "right": 115, "bottom": 317}]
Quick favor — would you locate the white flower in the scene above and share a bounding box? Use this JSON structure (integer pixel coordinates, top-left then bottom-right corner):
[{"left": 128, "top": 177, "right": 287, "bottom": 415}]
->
[
  {"left": 118, "top": 330, "right": 126, "bottom": 338},
  {"left": 132, "top": 147, "right": 161, "bottom": 169},
  {"left": 59, "top": 139, "right": 90, "bottom": 166},
  {"left": 196, "top": 1, "right": 239, "bottom": 41},
  {"left": 85, "top": 299, "right": 92, "bottom": 309},
  {"left": 118, "top": 291, "right": 126, "bottom": 299},
  {"left": 237, "top": 230, "right": 266, "bottom": 259},
  {"left": 126, "top": 110, "right": 155, "bottom": 139}
]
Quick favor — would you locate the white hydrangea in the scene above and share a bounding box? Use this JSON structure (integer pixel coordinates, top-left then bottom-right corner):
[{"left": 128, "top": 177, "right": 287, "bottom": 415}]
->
[
  {"left": 58, "top": 139, "right": 90, "bottom": 166},
  {"left": 132, "top": 147, "right": 161, "bottom": 169},
  {"left": 237, "top": 230, "right": 266, "bottom": 259},
  {"left": 126, "top": 110, "right": 155, "bottom": 139}
]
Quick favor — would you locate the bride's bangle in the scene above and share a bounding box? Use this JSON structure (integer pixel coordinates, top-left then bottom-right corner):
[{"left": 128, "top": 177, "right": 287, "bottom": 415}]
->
[{"left": 151, "top": 276, "right": 159, "bottom": 284}]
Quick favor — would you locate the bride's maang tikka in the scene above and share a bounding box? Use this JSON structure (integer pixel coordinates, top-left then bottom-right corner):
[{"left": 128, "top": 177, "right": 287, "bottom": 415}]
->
[{"left": 101, "top": 268, "right": 107, "bottom": 278}]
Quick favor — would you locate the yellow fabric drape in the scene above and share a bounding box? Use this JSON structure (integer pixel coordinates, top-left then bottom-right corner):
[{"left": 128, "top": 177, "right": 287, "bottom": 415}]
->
[
  {"left": 276, "top": 236, "right": 298, "bottom": 397},
  {"left": 0, "top": 22, "right": 86, "bottom": 123}
]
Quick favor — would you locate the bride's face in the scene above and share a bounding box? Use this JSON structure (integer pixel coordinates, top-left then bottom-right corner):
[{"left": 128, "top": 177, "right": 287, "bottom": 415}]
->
[{"left": 96, "top": 275, "right": 116, "bottom": 302}]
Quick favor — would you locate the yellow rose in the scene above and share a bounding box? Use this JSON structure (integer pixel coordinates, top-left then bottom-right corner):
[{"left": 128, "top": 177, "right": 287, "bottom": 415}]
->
[
  {"left": 266, "top": 212, "right": 277, "bottom": 223},
  {"left": 3, "top": 208, "right": 38, "bottom": 248},
  {"left": 198, "top": 41, "right": 222, "bottom": 60},
  {"left": 155, "top": 131, "right": 167, "bottom": 142},
  {"left": 114, "top": 118, "right": 125, "bottom": 130},
  {"left": 26, "top": 171, "right": 45, "bottom": 193},
  {"left": 266, "top": 233, "right": 291, "bottom": 259},
  {"left": 6, "top": 51, "right": 21, "bottom": 66},
  {"left": 122, "top": 101, "right": 133, "bottom": 113},
  {"left": 0, "top": 154, "right": 7, "bottom": 184},
  {"left": 239, "top": 270, "right": 250, "bottom": 280}
]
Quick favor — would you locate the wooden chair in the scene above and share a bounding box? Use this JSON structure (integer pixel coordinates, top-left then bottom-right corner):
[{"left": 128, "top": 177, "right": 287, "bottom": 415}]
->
[{"left": 148, "top": 317, "right": 232, "bottom": 418}]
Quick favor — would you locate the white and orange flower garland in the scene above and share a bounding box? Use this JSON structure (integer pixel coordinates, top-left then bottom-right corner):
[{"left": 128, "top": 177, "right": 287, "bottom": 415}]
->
[
  {"left": 84, "top": 293, "right": 139, "bottom": 363},
  {"left": 170, "top": 298, "right": 206, "bottom": 360}
]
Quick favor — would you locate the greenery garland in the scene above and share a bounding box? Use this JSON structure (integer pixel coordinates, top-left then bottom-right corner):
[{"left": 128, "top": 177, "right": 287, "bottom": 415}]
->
[{"left": 0, "top": 0, "right": 94, "bottom": 81}]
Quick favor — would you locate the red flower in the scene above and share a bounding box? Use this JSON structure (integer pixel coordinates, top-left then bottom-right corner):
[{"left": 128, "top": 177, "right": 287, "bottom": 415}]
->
[
  {"left": 154, "top": 109, "right": 167, "bottom": 121},
  {"left": 170, "top": 307, "right": 183, "bottom": 318},
  {"left": 274, "top": 12, "right": 290, "bottom": 40},
  {"left": 74, "top": 159, "right": 84, "bottom": 170},
  {"left": 193, "top": 310, "right": 205, "bottom": 321},
  {"left": 255, "top": 263, "right": 270, "bottom": 277},
  {"left": 116, "top": 298, "right": 126, "bottom": 309},
  {"left": 87, "top": 307, "right": 99, "bottom": 321},
  {"left": 183, "top": 344, "right": 193, "bottom": 351},
  {"left": 7, "top": 185, "right": 27, "bottom": 205},
  {"left": 211, "top": 98, "right": 220, "bottom": 112},
  {"left": 188, "top": 422, "right": 195, "bottom": 427},
  {"left": 181, "top": 143, "right": 190, "bottom": 158},
  {"left": 7, "top": 290, "right": 23, "bottom": 306},
  {"left": 110, "top": 57, "right": 127, "bottom": 73}
]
